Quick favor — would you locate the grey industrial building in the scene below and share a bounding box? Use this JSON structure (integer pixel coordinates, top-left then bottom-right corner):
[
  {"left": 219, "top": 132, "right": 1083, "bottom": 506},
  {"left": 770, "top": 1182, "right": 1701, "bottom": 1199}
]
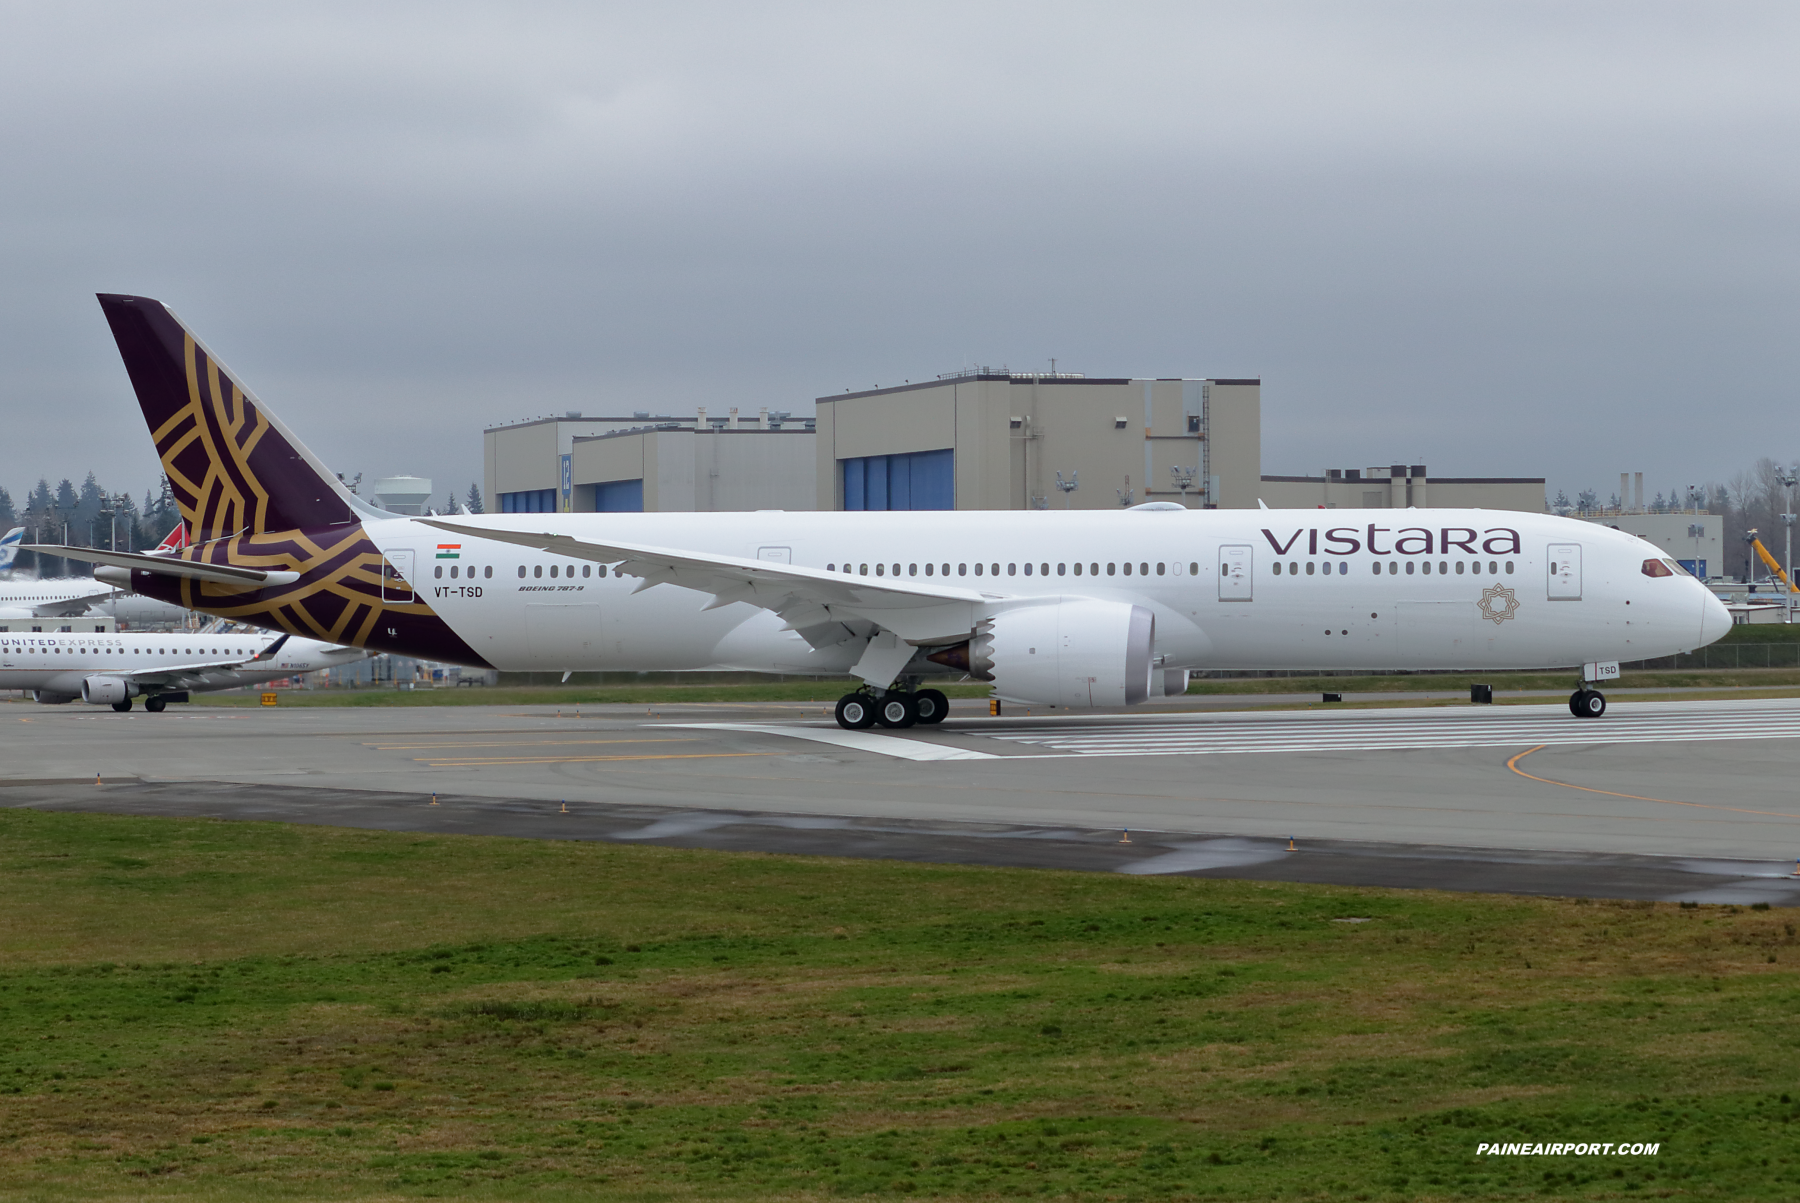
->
[
  {"left": 813, "top": 372, "right": 1259, "bottom": 510},
  {"left": 484, "top": 408, "right": 814, "bottom": 514},
  {"left": 1257, "top": 465, "right": 1545, "bottom": 512},
  {"left": 483, "top": 371, "right": 1548, "bottom": 517}
]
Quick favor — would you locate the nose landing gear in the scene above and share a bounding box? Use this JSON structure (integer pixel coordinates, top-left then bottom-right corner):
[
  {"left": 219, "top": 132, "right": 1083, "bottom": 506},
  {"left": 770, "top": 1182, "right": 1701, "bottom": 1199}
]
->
[{"left": 1569, "top": 689, "right": 1607, "bottom": 718}]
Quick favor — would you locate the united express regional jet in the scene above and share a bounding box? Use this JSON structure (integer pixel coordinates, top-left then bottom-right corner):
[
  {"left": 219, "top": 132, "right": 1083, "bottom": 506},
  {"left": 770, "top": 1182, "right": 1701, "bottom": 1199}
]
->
[
  {"left": 0, "top": 630, "right": 367, "bottom": 711},
  {"left": 30, "top": 294, "right": 1731, "bottom": 730}
]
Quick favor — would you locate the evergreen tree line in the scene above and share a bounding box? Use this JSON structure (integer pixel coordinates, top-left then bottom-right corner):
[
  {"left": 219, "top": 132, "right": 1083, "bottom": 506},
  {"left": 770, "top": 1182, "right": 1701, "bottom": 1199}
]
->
[
  {"left": 0, "top": 474, "right": 483, "bottom": 580},
  {"left": 0, "top": 473, "right": 178, "bottom": 579}
]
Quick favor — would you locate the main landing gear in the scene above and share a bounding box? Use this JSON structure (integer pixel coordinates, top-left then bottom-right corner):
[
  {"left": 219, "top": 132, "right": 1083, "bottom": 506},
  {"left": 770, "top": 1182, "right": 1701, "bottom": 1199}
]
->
[
  {"left": 111, "top": 698, "right": 132, "bottom": 713},
  {"left": 834, "top": 688, "right": 950, "bottom": 731},
  {"left": 144, "top": 695, "right": 167, "bottom": 713},
  {"left": 1569, "top": 688, "right": 1607, "bottom": 719}
]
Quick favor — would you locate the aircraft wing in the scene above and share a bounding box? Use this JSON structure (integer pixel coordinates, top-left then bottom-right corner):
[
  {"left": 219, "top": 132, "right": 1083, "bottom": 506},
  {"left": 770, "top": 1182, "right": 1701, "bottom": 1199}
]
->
[
  {"left": 30, "top": 591, "right": 119, "bottom": 618},
  {"left": 104, "top": 635, "right": 296, "bottom": 691},
  {"left": 420, "top": 520, "right": 1009, "bottom": 647}
]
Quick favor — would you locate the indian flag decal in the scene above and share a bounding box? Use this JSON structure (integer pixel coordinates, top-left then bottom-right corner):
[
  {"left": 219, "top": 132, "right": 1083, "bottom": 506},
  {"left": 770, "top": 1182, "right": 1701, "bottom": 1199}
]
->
[{"left": 435, "top": 544, "right": 461, "bottom": 559}]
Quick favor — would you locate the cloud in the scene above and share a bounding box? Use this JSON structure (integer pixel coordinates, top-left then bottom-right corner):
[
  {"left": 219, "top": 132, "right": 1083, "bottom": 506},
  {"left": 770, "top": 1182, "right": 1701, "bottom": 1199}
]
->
[{"left": 0, "top": 1, "right": 1795, "bottom": 502}]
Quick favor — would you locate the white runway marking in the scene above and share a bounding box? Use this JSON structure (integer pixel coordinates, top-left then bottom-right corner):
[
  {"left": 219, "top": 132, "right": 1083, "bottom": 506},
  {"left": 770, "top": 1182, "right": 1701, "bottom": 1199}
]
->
[
  {"left": 982, "top": 699, "right": 1800, "bottom": 758},
  {"left": 670, "top": 722, "right": 999, "bottom": 761}
]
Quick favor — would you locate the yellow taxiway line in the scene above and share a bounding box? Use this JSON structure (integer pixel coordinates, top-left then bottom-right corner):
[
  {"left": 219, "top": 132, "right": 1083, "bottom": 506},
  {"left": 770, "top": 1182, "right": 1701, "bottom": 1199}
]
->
[{"left": 1506, "top": 744, "right": 1800, "bottom": 821}]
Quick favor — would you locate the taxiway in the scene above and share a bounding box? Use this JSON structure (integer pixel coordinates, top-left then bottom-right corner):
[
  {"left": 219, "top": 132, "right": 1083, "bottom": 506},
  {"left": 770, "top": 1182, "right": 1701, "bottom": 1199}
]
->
[{"left": 4, "top": 695, "right": 1798, "bottom": 904}]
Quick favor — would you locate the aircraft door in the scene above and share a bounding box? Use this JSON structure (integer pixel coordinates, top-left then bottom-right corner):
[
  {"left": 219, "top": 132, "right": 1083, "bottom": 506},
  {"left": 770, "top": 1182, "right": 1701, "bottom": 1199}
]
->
[
  {"left": 381, "top": 549, "right": 415, "bottom": 603},
  {"left": 1218, "top": 545, "right": 1253, "bottom": 601},
  {"left": 1547, "top": 544, "right": 1582, "bottom": 600}
]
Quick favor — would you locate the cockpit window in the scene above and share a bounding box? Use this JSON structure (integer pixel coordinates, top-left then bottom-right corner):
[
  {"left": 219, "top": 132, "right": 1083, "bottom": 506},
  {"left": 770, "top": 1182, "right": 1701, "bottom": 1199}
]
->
[
  {"left": 1641, "top": 558, "right": 1673, "bottom": 578},
  {"left": 1663, "top": 558, "right": 1688, "bottom": 576}
]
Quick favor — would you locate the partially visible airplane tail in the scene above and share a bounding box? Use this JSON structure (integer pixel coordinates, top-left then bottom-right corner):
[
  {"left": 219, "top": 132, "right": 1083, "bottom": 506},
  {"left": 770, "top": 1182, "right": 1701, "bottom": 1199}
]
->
[
  {"left": 151, "top": 521, "right": 190, "bottom": 555},
  {"left": 96, "top": 294, "right": 371, "bottom": 541},
  {"left": 0, "top": 526, "right": 22, "bottom": 570}
]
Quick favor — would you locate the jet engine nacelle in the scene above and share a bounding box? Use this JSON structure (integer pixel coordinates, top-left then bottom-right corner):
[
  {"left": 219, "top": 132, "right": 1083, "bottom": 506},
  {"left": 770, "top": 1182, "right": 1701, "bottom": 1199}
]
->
[
  {"left": 30, "top": 689, "right": 78, "bottom": 705},
  {"left": 80, "top": 676, "right": 130, "bottom": 705},
  {"left": 970, "top": 600, "right": 1155, "bottom": 709}
]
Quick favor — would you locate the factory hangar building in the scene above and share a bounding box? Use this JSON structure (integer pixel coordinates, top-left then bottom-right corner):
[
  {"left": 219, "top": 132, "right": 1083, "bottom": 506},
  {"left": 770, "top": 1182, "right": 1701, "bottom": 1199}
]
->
[{"left": 485, "top": 372, "right": 1543, "bottom": 515}]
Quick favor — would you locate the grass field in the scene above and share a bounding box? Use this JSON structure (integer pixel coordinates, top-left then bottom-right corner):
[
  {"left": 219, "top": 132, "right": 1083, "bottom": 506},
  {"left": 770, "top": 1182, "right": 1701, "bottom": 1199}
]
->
[{"left": 0, "top": 808, "right": 1794, "bottom": 1200}]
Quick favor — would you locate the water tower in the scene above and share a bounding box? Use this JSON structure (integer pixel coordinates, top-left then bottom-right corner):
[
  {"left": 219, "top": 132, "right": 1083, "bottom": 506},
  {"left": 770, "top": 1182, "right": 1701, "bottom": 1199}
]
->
[{"left": 372, "top": 476, "right": 433, "bottom": 515}]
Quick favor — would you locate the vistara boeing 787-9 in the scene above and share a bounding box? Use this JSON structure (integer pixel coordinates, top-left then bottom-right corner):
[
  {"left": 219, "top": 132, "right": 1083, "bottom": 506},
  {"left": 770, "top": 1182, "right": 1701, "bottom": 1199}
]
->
[{"left": 30, "top": 294, "right": 1730, "bottom": 730}]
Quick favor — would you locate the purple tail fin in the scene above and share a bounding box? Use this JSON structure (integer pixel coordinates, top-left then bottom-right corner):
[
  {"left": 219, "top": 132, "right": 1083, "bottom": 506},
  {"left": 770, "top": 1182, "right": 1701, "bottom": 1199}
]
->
[{"left": 97, "top": 294, "right": 363, "bottom": 541}]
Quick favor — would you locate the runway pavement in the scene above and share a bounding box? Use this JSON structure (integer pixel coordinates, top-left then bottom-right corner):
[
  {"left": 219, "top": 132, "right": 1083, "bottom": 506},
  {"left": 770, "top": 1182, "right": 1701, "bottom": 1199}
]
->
[{"left": 4, "top": 694, "right": 1799, "bottom": 903}]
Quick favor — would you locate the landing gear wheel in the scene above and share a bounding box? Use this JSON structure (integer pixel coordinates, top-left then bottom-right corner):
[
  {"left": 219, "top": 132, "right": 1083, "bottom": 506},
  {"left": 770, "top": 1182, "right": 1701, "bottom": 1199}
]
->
[
  {"left": 144, "top": 696, "right": 166, "bottom": 713},
  {"left": 835, "top": 694, "right": 876, "bottom": 730},
  {"left": 111, "top": 698, "right": 132, "bottom": 713},
  {"left": 1570, "top": 689, "right": 1607, "bottom": 718},
  {"left": 913, "top": 689, "right": 949, "bottom": 725},
  {"left": 875, "top": 693, "right": 918, "bottom": 729}
]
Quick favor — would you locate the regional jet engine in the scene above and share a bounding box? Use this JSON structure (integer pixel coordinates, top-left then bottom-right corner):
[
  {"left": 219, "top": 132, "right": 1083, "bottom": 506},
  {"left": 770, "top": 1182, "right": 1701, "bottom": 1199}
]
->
[
  {"left": 80, "top": 676, "right": 130, "bottom": 706},
  {"left": 929, "top": 601, "right": 1155, "bottom": 709}
]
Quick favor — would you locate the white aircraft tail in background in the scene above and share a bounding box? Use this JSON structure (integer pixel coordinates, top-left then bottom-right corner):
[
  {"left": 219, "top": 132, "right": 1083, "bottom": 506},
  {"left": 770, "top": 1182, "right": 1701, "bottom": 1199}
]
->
[{"left": 0, "top": 527, "right": 22, "bottom": 571}]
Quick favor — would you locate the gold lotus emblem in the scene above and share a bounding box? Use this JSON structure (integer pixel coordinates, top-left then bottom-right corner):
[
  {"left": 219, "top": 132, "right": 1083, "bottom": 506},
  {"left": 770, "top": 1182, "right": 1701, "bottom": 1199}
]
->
[{"left": 1477, "top": 584, "right": 1521, "bottom": 625}]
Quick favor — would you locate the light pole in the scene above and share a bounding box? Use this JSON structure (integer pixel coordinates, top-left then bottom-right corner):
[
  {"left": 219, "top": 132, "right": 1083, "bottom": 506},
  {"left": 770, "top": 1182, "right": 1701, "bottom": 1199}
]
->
[
  {"left": 99, "top": 495, "right": 117, "bottom": 554},
  {"left": 1778, "top": 468, "right": 1798, "bottom": 612}
]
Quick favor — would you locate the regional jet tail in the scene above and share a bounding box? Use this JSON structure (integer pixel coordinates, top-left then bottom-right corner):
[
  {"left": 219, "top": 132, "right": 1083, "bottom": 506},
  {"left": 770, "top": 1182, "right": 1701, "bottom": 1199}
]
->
[
  {"left": 0, "top": 527, "right": 21, "bottom": 571},
  {"left": 151, "top": 521, "right": 189, "bottom": 554}
]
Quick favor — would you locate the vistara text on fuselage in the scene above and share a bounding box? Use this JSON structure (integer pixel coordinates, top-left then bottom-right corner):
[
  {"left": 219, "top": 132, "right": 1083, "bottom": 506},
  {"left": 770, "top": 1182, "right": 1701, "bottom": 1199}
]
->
[{"left": 32, "top": 293, "right": 1730, "bottom": 731}]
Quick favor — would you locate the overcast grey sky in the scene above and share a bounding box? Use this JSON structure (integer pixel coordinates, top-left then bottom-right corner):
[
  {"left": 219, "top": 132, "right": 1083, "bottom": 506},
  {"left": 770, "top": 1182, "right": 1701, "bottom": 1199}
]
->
[{"left": 0, "top": 1, "right": 1794, "bottom": 510}]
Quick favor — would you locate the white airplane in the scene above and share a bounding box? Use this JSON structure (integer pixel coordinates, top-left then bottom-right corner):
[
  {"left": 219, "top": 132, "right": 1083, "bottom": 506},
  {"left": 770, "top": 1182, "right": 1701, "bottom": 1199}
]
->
[
  {"left": 0, "top": 629, "right": 367, "bottom": 711},
  {"left": 0, "top": 523, "right": 193, "bottom": 625},
  {"left": 33, "top": 294, "right": 1731, "bottom": 730}
]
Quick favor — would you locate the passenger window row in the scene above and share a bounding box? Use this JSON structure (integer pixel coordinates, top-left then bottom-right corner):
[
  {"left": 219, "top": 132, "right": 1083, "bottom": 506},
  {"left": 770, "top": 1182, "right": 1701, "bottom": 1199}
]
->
[
  {"left": 1272, "top": 560, "right": 1516, "bottom": 576},
  {"left": 434, "top": 565, "right": 496, "bottom": 579},
  {"left": 2, "top": 646, "right": 231, "bottom": 656},
  {"left": 512, "top": 564, "right": 605, "bottom": 579},
  {"left": 824, "top": 561, "right": 1204, "bottom": 579}
]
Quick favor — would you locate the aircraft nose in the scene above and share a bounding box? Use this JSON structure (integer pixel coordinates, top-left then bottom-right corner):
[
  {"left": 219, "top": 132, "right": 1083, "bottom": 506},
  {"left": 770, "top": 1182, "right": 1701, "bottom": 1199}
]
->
[{"left": 1698, "top": 586, "right": 1731, "bottom": 648}]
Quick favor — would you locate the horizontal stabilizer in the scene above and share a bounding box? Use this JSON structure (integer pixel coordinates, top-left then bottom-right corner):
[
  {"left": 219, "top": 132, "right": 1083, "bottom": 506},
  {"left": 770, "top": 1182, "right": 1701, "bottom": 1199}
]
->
[{"left": 25, "top": 545, "right": 300, "bottom": 592}]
